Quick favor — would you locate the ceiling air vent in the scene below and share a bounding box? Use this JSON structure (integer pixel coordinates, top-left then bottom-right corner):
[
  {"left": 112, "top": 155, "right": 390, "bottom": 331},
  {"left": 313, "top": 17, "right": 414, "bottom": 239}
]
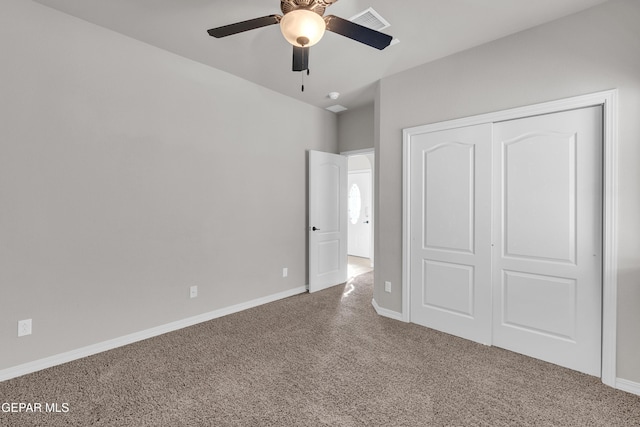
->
[
  {"left": 349, "top": 7, "right": 390, "bottom": 31},
  {"left": 326, "top": 105, "right": 348, "bottom": 113}
]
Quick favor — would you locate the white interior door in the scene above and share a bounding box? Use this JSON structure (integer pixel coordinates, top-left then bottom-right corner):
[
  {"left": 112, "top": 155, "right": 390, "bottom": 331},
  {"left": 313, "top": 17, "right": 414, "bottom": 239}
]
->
[
  {"left": 409, "top": 124, "right": 493, "bottom": 344},
  {"left": 309, "top": 150, "right": 347, "bottom": 293},
  {"left": 492, "top": 107, "right": 602, "bottom": 376},
  {"left": 348, "top": 170, "right": 371, "bottom": 258}
]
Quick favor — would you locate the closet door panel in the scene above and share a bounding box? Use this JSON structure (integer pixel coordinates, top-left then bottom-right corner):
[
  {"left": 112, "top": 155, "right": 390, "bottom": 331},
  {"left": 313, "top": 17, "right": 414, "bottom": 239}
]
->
[
  {"left": 409, "top": 124, "right": 492, "bottom": 345},
  {"left": 492, "top": 106, "right": 602, "bottom": 376}
]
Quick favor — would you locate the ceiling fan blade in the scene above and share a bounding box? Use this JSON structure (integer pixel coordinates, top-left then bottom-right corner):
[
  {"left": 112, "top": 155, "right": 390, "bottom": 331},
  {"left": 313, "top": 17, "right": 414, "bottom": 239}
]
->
[
  {"left": 207, "top": 15, "right": 281, "bottom": 38},
  {"left": 292, "top": 46, "right": 309, "bottom": 72},
  {"left": 324, "top": 15, "right": 392, "bottom": 50}
]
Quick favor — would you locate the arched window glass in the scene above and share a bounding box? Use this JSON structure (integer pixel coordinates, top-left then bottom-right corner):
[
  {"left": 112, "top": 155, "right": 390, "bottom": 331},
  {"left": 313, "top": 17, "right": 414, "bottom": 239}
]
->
[{"left": 348, "top": 184, "right": 362, "bottom": 225}]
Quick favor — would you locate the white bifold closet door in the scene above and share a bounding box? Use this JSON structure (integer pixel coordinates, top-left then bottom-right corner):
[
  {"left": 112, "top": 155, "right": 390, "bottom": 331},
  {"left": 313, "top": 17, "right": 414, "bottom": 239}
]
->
[
  {"left": 409, "top": 123, "right": 493, "bottom": 345},
  {"left": 492, "top": 107, "right": 602, "bottom": 376},
  {"left": 409, "top": 106, "right": 602, "bottom": 376}
]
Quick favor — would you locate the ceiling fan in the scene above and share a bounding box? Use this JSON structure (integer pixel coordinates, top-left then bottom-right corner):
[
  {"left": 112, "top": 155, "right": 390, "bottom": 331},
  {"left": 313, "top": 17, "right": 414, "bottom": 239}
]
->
[{"left": 206, "top": 0, "right": 393, "bottom": 73}]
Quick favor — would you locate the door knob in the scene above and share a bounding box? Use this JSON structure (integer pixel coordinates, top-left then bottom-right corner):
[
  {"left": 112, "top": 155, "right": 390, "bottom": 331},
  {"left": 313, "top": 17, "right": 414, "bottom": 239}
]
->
[
  {"left": 312, "top": 226, "right": 320, "bottom": 231},
  {"left": 363, "top": 221, "right": 370, "bottom": 224}
]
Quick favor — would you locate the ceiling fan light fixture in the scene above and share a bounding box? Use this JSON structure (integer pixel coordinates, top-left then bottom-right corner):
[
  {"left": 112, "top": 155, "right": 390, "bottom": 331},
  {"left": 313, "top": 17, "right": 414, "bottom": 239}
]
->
[{"left": 280, "top": 9, "right": 326, "bottom": 47}]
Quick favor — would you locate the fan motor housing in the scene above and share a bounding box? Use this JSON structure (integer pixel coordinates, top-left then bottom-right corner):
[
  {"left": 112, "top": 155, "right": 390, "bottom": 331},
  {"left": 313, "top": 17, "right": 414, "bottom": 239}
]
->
[{"left": 280, "top": 0, "right": 333, "bottom": 16}]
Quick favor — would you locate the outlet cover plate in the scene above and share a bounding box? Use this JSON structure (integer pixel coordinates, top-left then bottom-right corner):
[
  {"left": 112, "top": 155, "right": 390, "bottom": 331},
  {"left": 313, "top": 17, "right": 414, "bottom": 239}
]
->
[
  {"left": 18, "top": 319, "right": 32, "bottom": 337},
  {"left": 190, "top": 285, "right": 198, "bottom": 299},
  {"left": 384, "top": 281, "right": 392, "bottom": 293}
]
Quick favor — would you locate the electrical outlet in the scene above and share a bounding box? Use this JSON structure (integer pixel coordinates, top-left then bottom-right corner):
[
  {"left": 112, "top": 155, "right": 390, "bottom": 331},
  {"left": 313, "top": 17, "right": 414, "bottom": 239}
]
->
[
  {"left": 282, "top": 267, "right": 288, "bottom": 278},
  {"left": 18, "top": 319, "right": 32, "bottom": 337},
  {"left": 190, "top": 285, "right": 198, "bottom": 299},
  {"left": 384, "top": 281, "right": 392, "bottom": 293}
]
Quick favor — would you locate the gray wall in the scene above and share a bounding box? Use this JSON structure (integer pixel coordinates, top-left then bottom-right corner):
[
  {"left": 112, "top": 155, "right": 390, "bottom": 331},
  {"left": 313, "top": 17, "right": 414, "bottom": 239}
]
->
[
  {"left": 375, "top": 0, "right": 640, "bottom": 383},
  {"left": 338, "top": 104, "right": 375, "bottom": 153},
  {"left": 348, "top": 155, "right": 372, "bottom": 172},
  {"left": 0, "top": 0, "right": 337, "bottom": 371}
]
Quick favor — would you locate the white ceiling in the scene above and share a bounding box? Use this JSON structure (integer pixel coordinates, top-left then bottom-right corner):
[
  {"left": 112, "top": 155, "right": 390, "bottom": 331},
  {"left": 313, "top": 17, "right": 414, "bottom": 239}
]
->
[{"left": 34, "top": 0, "right": 609, "bottom": 112}]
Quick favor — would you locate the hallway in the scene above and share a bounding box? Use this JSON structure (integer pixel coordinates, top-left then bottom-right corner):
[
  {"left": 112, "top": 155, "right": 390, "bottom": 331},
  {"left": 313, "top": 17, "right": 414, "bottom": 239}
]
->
[{"left": 347, "top": 256, "right": 372, "bottom": 279}]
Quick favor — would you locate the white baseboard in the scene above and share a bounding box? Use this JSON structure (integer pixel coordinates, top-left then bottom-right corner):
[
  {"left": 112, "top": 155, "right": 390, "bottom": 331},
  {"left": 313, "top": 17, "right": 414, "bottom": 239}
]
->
[
  {"left": 0, "top": 286, "right": 307, "bottom": 382},
  {"left": 616, "top": 378, "right": 640, "bottom": 396},
  {"left": 371, "top": 298, "right": 405, "bottom": 322}
]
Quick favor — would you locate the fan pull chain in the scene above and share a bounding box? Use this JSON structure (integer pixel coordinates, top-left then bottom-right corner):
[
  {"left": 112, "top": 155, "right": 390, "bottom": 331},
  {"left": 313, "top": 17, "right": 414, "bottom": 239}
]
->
[{"left": 301, "top": 68, "right": 310, "bottom": 92}]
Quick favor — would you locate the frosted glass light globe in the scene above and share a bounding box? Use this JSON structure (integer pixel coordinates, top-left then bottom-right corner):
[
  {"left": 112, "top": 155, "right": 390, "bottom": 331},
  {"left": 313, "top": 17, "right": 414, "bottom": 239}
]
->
[{"left": 280, "top": 9, "right": 326, "bottom": 47}]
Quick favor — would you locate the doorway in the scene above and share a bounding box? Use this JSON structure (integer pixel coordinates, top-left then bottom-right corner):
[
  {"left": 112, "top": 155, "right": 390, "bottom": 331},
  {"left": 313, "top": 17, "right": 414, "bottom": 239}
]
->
[
  {"left": 307, "top": 149, "right": 374, "bottom": 292},
  {"left": 344, "top": 151, "right": 374, "bottom": 279}
]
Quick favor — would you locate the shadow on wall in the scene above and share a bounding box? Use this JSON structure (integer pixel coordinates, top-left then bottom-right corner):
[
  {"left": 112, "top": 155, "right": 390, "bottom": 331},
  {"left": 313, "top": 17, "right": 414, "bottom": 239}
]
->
[{"left": 616, "top": 264, "right": 640, "bottom": 383}]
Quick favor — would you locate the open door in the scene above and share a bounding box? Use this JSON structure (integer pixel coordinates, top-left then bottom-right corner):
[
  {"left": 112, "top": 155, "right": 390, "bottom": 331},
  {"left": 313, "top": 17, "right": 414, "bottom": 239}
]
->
[{"left": 308, "top": 150, "right": 347, "bottom": 293}]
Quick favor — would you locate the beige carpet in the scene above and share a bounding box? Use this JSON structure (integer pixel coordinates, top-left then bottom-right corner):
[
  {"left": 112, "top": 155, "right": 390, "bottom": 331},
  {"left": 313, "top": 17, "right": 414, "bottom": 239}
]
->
[{"left": 1, "top": 272, "right": 639, "bottom": 426}]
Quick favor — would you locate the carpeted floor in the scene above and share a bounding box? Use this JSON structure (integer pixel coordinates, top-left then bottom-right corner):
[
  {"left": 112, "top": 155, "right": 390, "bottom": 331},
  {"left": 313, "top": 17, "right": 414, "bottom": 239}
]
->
[{"left": 1, "top": 272, "right": 639, "bottom": 426}]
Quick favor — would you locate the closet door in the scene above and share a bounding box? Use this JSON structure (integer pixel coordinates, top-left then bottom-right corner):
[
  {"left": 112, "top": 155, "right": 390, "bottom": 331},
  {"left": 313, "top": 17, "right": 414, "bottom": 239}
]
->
[
  {"left": 409, "top": 124, "right": 492, "bottom": 344},
  {"left": 492, "top": 107, "right": 602, "bottom": 376}
]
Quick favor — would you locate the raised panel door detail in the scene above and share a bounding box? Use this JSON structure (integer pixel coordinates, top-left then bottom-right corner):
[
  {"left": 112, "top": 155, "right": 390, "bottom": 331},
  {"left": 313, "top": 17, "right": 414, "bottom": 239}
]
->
[
  {"left": 318, "top": 240, "right": 340, "bottom": 275},
  {"left": 309, "top": 150, "right": 347, "bottom": 293},
  {"left": 317, "top": 163, "right": 341, "bottom": 233},
  {"left": 502, "top": 132, "right": 577, "bottom": 264},
  {"left": 501, "top": 270, "right": 577, "bottom": 340},
  {"left": 423, "top": 260, "right": 474, "bottom": 317},
  {"left": 409, "top": 123, "right": 492, "bottom": 345},
  {"left": 492, "top": 106, "right": 602, "bottom": 376},
  {"left": 423, "top": 142, "right": 475, "bottom": 254}
]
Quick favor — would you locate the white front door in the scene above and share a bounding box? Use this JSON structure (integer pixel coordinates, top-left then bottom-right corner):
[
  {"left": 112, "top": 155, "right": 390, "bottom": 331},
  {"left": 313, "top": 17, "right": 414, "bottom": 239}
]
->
[
  {"left": 492, "top": 106, "right": 602, "bottom": 376},
  {"left": 308, "top": 150, "right": 348, "bottom": 293},
  {"left": 409, "top": 124, "right": 493, "bottom": 344},
  {"left": 347, "top": 170, "right": 371, "bottom": 258}
]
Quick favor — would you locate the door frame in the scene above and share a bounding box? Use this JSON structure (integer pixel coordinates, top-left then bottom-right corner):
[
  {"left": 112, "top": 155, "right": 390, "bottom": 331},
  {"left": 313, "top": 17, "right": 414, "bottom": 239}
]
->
[
  {"left": 342, "top": 148, "right": 375, "bottom": 268},
  {"left": 402, "top": 90, "right": 618, "bottom": 387}
]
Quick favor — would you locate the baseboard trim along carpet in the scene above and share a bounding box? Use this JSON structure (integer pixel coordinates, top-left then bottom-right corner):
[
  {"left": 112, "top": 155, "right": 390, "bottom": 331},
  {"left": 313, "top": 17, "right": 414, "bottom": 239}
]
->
[
  {"left": 0, "top": 285, "right": 307, "bottom": 382},
  {"left": 617, "top": 378, "right": 640, "bottom": 396},
  {"left": 371, "top": 298, "right": 405, "bottom": 322}
]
